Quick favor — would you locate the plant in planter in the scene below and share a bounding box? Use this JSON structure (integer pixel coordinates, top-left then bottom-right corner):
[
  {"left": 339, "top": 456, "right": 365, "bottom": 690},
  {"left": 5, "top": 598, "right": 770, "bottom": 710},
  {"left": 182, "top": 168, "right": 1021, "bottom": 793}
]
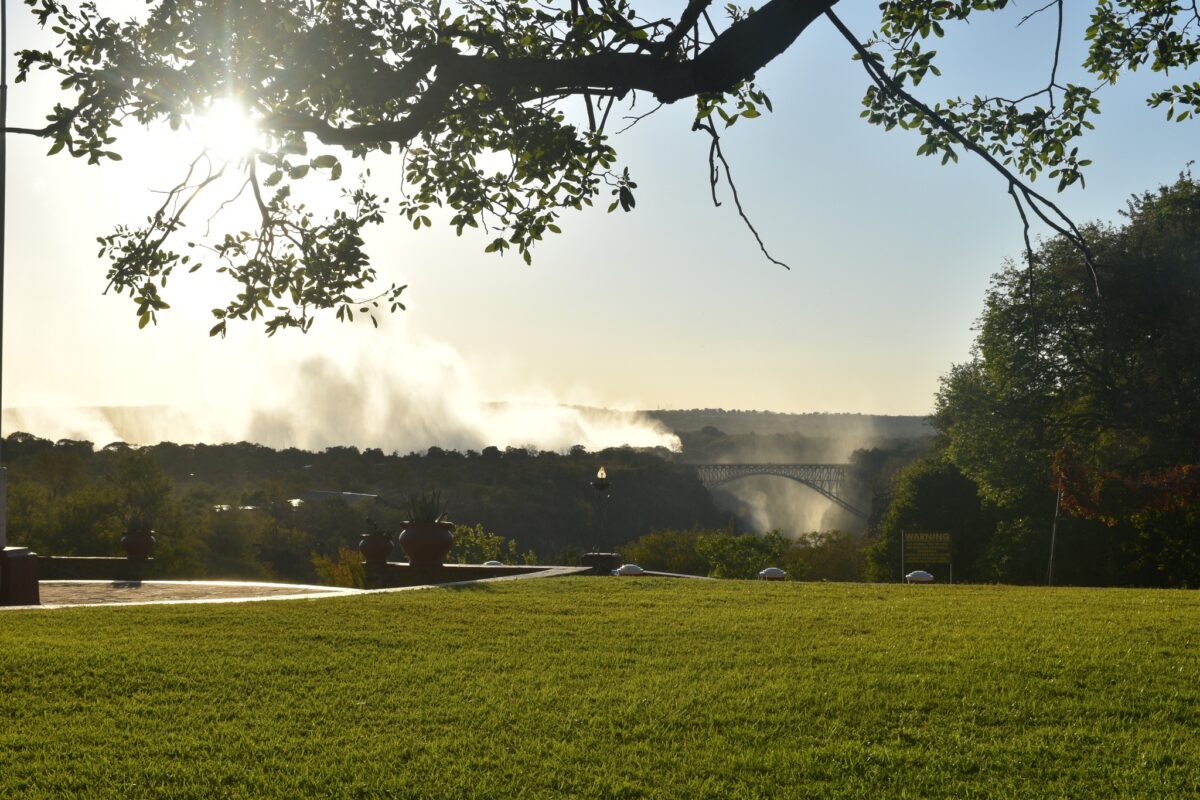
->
[
  {"left": 357, "top": 518, "right": 393, "bottom": 566},
  {"left": 398, "top": 489, "right": 454, "bottom": 567}
]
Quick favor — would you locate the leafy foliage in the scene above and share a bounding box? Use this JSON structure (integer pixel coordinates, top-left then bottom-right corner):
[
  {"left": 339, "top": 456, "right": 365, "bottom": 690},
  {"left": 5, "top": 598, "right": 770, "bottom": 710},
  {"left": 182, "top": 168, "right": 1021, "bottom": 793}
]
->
[
  {"left": 450, "top": 523, "right": 537, "bottom": 565},
  {"left": 859, "top": 0, "right": 1200, "bottom": 190},
  {"left": 695, "top": 529, "right": 789, "bottom": 579},
  {"left": 15, "top": 0, "right": 1197, "bottom": 332},
  {"left": 1, "top": 433, "right": 726, "bottom": 581},
  {"left": 780, "top": 529, "right": 868, "bottom": 581},
  {"left": 865, "top": 456, "right": 996, "bottom": 582},
  {"left": 110, "top": 449, "right": 173, "bottom": 533},
  {"left": 311, "top": 546, "right": 367, "bottom": 588},
  {"left": 896, "top": 174, "right": 1200, "bottom": 586},
  {"left": 621, "top": 528, "right": 711, "bottom": 576},
  {"left": 622, "top": 526, "right": 872, "bottom": 581}
]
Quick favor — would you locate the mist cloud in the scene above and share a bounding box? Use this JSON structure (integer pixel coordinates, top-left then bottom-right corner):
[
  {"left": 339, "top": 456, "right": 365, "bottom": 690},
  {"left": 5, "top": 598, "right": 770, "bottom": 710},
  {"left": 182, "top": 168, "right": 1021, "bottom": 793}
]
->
[{"left": 3, "top": 335, "right": 680, "bottom": 454}]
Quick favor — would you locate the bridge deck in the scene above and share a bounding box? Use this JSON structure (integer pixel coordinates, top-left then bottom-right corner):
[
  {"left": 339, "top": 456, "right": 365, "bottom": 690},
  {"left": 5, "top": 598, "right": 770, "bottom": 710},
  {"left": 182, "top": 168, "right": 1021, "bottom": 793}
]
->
[{"left": 690, "top": 463, "right": 867, "bottom": 520}]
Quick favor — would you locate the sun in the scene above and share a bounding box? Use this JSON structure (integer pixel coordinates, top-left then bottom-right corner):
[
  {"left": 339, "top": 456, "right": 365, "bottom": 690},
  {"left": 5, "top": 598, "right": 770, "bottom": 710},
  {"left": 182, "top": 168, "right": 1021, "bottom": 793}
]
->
[{"left": 196, "top": 97, "right": 262, "bottom": 161}]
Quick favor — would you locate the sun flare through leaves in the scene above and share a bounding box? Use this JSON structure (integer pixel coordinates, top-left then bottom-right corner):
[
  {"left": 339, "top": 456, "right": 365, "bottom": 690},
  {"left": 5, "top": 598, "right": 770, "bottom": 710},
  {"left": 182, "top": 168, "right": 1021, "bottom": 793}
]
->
[{"left": 195, "top": 97, "right": 263, "bottom": 162}]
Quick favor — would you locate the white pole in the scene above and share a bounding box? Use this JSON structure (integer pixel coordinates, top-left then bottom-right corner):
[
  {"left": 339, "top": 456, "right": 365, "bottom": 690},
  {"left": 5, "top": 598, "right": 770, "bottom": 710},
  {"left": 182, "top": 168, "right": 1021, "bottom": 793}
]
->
[
  {"left": 1046, "top": 487, "right": 1061, "bottom": 586},
  {"left": 0, "top": 0, "right": 9, "bottom": 551}
]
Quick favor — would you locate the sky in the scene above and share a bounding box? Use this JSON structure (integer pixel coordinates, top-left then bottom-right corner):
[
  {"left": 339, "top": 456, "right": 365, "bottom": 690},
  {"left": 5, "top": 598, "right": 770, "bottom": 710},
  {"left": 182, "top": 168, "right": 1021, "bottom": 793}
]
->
[{"left": 2, "top": 1, "right": 1197, "bottom": 446}]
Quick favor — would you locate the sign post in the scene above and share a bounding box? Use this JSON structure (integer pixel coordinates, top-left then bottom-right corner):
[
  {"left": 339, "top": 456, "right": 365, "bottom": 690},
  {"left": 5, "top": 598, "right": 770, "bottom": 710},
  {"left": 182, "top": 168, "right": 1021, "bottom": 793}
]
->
[{"left": 902, "top": 531, "right": 953, "bottom": 583}]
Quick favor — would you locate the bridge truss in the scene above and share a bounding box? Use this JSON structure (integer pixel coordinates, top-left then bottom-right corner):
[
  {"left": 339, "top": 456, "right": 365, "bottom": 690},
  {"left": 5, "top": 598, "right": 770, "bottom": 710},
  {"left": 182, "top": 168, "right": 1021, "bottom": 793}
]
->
[{"left": 692, "top": 464, "right": 868, "bottom": 520}]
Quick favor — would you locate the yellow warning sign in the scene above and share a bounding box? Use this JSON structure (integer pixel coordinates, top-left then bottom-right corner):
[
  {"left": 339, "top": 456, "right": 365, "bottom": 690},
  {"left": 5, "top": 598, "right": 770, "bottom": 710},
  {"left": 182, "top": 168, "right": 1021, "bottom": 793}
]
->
[{"left": 903, "top": 531, "right": 952, "bottom": 565}]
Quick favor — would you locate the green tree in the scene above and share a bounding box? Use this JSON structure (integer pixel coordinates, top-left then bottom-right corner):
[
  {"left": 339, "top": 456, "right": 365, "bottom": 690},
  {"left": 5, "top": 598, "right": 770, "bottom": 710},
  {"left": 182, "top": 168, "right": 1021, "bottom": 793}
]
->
[
  {"left": 204, "top": 507, "right": 275, "bottom": 579},
  {"left": 109, "top": 450, "right": 174, "bottom": 533},
  {"left": 311, "top": 546, "right": 367, "bottom": 588},
  {"left": 781, "top": 530, "right": 867, "bottom": 582},
  {"left": 621, "top": 528, "right": 710, "bottom": 576},
  {"left": 11, "top": 0, "right": 1199, "bottom": 332},
  {"left": 931, "top": 174, "right": 1200, "bottom": 585},
  {"left": 696, "top": 530, "right": 789, "bottom": 579},
  {"left": 866, "top": 457, "right": 994, "bottom": 582},
  {"left": 28, "top": 448, "right": 87, "bottom": 500},
  {"left": 451, "top": 523, "right": 528, "bottom": 565}
]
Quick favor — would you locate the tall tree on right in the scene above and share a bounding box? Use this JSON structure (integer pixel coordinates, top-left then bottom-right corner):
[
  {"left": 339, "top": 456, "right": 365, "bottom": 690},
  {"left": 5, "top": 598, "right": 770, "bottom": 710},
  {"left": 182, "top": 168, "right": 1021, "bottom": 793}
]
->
[{"left": 932, "top": 173, "right": 1200, "bottom": 585}]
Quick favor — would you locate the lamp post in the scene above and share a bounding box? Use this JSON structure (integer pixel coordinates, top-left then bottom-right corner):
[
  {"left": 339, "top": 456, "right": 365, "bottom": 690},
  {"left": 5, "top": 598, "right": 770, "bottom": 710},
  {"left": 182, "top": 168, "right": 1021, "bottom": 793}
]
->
[
  {"left": 578, "top": 465, "right": 624, "bottom": 575},
  {"left": 590, "top": 465, "right": 610, "bottom": 546}
]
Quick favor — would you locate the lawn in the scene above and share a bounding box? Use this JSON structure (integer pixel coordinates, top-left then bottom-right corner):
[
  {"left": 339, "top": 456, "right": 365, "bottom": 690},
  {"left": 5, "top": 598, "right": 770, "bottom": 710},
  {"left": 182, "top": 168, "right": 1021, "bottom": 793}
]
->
[{"left": 1, "top": 579, "right": 1197, "bottom": 798}]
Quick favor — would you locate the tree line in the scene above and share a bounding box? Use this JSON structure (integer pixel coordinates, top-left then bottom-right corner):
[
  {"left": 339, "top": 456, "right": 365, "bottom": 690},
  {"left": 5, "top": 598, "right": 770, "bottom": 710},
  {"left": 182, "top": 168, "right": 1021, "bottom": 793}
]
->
[
  {"left": 2, "top": 437, "right": 730, "bottom": 582},
  {"left": 1, "top": 428, "right": 923, "bottom": 584}
]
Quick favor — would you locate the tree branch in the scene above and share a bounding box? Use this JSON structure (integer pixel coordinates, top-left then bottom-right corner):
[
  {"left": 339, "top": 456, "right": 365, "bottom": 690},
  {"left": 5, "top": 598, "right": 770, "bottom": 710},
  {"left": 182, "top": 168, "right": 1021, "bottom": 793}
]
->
[
  {"left": 825, "top": 8, "right": 1100, "bottom": 294},
  {"left": 660, "top": 0, "right": 715, "bottom": 58},
  {"left": 264, "top": 75, "right": 458, "bottom": 147},
  {"left": 695, "top": 119, "right": 790, "bottom": 270},
  {"left": 693, "top": 0, "right": 836, "bottom": 92},
  {"left": 264, "top": 0, "right": 837, "bottom": 147}
]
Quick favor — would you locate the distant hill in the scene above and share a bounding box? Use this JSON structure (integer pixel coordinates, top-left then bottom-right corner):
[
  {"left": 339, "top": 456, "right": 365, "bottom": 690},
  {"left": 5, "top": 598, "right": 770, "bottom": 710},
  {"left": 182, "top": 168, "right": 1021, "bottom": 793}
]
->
[{"left": 644, "top": 409, "right": 933, "bottom": 439}]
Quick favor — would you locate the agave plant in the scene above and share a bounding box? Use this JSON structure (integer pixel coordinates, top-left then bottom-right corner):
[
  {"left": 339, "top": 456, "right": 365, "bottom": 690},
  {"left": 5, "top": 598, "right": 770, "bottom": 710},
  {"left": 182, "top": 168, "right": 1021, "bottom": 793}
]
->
[{"left": 405, "top": 489, "right": 448, "bottom": 524}]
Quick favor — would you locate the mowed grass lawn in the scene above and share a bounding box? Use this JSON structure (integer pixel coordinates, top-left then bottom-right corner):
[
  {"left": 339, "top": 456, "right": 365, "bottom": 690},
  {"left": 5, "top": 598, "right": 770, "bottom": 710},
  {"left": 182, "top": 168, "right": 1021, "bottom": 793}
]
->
[{"left": 2, "top": 579, "right": 1198, "bottom": 799}]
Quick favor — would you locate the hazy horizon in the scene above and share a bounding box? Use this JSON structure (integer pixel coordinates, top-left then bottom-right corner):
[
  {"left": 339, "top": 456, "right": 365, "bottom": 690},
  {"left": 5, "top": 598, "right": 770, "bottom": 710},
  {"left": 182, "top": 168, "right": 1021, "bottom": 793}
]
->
[{"left": 1, "top": 399, "right": 932, "bottom": 453}]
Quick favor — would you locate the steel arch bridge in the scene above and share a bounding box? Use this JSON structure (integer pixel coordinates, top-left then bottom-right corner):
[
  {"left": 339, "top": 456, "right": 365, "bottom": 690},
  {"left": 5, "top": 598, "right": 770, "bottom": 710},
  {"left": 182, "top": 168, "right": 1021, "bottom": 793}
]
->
[{"left": 692, "top": 463, "right": 868, "bottom": 520}]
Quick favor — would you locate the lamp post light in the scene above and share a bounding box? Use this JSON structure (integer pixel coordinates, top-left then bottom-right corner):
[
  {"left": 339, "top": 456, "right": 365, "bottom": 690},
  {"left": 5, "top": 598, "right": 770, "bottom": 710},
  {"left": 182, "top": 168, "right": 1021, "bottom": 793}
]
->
[
  {"left": 590, "top": 465, "right": 610, "bottom": 495},
  {"left": 590, "top": 465, "right": 610, "bottom": 547}
]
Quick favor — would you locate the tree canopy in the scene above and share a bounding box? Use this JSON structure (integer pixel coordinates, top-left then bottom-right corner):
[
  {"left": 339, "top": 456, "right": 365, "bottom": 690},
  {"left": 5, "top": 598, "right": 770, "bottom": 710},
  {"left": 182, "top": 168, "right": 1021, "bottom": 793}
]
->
[
  {"left": 11, "top": 0, "right": 1200, "bottom": 333},
  {"left": 936, "top": 174, "right": 1200, "bottom": 518},
  {"left": 874, "top": 174, "right": 1200, "bottom": 586}
]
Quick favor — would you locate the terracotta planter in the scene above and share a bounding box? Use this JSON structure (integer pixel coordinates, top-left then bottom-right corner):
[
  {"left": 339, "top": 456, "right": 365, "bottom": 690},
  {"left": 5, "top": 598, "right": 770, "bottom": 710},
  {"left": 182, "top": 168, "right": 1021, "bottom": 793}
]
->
[
  {"left": 121, "top": 530, "right": 157, "bottom": 561},
  {"left": 398, "top": 521, "right": 455, "bottom": 567},
  {"left": 358, "top": 531, "right": 393, "bottom": 565}
]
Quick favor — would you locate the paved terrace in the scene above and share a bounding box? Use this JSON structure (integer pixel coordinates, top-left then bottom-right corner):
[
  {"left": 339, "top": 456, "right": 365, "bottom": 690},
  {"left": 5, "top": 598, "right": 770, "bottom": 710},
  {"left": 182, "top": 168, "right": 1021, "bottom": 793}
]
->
[{"left": 5, "top": 568, "right": 593, "bottom": 610}]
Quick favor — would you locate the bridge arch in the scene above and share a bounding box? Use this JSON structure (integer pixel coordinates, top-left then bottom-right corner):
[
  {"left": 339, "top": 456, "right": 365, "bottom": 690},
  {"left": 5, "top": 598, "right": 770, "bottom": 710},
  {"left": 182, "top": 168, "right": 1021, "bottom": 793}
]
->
[{"left": 692, "top": 463, "right": 868, "bottom": 520}]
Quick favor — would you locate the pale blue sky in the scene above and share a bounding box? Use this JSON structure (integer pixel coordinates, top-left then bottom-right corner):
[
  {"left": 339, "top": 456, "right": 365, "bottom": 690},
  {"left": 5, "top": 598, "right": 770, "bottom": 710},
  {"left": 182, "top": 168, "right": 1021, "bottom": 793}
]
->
[{"left": 3, "top": 1, "right": 1196, "bottom": 431}]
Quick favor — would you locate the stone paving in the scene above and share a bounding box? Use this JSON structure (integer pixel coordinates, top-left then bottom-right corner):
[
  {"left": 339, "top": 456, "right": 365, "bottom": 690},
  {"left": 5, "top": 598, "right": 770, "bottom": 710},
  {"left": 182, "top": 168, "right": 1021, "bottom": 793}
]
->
[
  {"left": 2, "top": 567, "right": 593, "bottom": 610},
  {"left": 36, "top": 580, "right": 352, "bottom": 607}
]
